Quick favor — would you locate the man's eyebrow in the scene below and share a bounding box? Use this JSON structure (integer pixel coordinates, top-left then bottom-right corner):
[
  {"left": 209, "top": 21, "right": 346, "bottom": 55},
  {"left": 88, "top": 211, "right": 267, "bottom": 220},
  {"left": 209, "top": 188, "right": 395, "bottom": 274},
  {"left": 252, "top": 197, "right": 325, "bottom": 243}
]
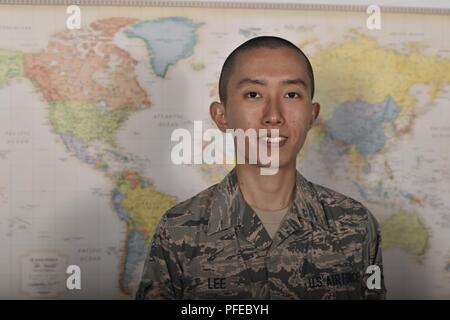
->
[
  {"left": 235, "top": 77, "right": 309, "bottom": 89},
  {"left": 235, "top": 77, "right": 267, "bottom": 88},
  {"left": 282, "top": 78, "right": 309, "bottom": 89}
]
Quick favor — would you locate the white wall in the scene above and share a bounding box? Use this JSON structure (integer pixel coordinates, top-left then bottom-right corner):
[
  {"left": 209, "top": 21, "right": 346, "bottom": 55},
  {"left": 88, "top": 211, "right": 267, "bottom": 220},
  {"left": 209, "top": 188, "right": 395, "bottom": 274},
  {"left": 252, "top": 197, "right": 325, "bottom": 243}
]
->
[{"left": 160, "top": 0, "right": 450, "bottom": 9}]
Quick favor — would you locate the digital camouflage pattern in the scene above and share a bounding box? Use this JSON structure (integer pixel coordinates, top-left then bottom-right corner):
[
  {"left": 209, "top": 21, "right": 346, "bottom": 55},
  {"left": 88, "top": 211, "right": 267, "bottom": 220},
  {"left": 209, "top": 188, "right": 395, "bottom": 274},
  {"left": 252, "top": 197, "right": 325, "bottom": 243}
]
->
[{"left": 136, "top": 167, "right": 387, "bottom": 299}]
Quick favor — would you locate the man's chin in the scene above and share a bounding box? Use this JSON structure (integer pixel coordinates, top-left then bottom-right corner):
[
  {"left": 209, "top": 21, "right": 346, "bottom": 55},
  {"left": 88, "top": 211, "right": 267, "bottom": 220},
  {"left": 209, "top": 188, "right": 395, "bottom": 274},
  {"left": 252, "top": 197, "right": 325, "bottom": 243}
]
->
[{"left": 254, "top": 159, "right": 295, "bottom": 171}]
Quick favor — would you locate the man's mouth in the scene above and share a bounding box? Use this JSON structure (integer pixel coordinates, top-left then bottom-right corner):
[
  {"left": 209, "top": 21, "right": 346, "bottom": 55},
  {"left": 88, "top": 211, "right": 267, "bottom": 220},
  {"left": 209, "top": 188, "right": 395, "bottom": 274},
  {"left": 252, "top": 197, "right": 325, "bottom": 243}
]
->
[{"left": 260, "top": 136, "right": 288, "bottom": 147}]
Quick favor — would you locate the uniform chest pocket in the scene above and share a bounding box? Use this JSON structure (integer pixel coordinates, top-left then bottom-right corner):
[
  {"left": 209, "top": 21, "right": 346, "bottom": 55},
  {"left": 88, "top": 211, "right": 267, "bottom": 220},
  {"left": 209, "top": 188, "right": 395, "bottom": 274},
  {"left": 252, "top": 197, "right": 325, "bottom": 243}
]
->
[
  {"left": 183, "top": 239, "right": 253, "bottom": 299},
  {"left": 300, "top": 230, "right": 365, "bottom": 299}
]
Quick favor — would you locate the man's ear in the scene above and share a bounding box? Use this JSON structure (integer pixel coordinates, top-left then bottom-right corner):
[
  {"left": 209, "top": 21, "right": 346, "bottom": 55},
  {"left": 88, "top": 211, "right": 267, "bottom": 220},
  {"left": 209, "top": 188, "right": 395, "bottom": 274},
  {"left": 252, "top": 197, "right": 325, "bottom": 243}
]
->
[
  {"left": 210, "top": 101, "right": 228, "bottom": 132},
  {"left": 310, "top": 102, "right": 320, "bottom": 128}
]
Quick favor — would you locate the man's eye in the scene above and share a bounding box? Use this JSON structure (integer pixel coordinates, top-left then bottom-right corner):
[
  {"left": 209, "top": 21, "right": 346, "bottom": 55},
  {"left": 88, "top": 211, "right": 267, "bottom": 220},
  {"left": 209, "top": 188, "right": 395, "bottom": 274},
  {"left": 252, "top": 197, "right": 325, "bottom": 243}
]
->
[
  {"left": 285, "top": 92, "right": 301, "bottom": 99},
  {"left": 246, "top": 92, "right": 261, "bottom": 99}
]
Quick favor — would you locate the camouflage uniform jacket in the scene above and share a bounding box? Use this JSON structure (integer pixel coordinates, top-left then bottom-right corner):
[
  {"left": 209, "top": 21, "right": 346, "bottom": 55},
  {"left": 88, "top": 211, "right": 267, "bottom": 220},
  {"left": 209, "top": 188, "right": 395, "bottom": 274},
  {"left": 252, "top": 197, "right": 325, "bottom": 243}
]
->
[{"left": 136, "top": 167, "right": 387, "bottom": 299}]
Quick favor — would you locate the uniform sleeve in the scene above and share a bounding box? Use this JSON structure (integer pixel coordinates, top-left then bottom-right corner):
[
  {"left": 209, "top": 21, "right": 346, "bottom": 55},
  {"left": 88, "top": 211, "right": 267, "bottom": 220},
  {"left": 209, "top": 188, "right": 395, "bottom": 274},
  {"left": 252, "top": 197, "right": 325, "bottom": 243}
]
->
[
  {"left": 362, "top": 211, "right": 387, "bottom": 300},
  {"left": 135, "top": 215, "right": 184, "bottom": 300}
]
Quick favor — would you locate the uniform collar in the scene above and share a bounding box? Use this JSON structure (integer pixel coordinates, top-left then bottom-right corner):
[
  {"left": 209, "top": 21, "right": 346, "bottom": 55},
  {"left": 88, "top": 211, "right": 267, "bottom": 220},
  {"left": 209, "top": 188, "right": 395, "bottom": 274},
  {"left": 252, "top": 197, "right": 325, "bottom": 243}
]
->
[{"left": 206, "top": 166, "right": 329, "bottom": 236}]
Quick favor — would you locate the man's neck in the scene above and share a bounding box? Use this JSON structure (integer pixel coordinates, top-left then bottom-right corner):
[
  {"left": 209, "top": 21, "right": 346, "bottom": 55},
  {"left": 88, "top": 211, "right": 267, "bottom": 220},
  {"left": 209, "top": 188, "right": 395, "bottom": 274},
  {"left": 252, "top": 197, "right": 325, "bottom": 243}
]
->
[{"left": 235, "top": 163, "right": 296, "bottom": 211}]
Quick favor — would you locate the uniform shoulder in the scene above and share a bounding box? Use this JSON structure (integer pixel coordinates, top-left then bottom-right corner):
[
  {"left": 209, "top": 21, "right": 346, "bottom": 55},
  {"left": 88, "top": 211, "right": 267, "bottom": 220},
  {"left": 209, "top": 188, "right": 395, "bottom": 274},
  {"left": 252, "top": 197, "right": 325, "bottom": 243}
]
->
[
  {"left": 159, "top": 183, "right": 217, "bottom": 230},
  {"left": 309, "top": 181, "right": 379, "bottom": 228},
  {"left": 311, "top": 182, "right": 365, "bottom": 208}
]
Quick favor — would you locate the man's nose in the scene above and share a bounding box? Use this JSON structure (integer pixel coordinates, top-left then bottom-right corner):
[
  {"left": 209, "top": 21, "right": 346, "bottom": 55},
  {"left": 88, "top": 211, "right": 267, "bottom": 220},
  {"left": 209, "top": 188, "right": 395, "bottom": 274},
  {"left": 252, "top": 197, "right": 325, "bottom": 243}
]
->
[{"left": 263, "top": 99, "right": 285, "bottom": 126}]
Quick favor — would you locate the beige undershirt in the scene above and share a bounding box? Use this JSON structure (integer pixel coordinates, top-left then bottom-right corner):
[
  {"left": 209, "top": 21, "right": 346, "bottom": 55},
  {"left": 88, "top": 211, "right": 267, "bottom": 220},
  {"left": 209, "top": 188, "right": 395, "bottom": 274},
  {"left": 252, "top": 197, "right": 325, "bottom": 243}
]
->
[{"left": 251, "top": 206, "right": 290, "bottom": 239}]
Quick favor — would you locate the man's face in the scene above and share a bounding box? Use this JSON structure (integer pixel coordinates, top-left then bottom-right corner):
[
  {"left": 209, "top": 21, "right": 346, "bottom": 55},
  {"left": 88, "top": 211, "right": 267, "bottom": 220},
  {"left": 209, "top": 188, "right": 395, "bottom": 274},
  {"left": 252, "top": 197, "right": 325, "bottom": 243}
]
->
[{"left": 211, "top": 46, "right": 320, "bottom": 170}]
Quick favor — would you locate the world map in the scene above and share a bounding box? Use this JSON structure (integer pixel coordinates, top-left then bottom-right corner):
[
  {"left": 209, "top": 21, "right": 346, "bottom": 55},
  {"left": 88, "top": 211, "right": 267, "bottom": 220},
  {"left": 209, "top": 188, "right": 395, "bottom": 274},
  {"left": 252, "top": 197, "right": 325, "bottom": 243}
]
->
[{"left": 0, "top": 3, "right": 449, "bottom": 299}]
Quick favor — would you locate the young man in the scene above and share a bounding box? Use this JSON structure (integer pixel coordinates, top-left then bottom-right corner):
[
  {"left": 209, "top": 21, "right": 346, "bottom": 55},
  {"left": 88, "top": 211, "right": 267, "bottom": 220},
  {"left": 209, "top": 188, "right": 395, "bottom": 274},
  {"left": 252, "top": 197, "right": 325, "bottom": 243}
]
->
[{"left": 136, "top": 36, "right": 387, "bottom": 300}]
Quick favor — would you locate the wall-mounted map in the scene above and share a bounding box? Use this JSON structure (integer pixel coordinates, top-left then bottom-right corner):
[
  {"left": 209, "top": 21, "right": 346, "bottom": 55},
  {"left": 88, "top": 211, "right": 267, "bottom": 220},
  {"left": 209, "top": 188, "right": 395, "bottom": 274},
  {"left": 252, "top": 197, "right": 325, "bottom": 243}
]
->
[{"left": 0, "top": 1, "right": 449, "bottom": 299}]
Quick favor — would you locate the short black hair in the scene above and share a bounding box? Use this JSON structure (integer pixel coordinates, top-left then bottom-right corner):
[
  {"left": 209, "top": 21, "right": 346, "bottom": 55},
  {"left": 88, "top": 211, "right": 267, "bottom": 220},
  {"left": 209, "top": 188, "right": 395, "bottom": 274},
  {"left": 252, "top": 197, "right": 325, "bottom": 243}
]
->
[{"left": 218, "top": 36, "right": 315, "bottom": 104}]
